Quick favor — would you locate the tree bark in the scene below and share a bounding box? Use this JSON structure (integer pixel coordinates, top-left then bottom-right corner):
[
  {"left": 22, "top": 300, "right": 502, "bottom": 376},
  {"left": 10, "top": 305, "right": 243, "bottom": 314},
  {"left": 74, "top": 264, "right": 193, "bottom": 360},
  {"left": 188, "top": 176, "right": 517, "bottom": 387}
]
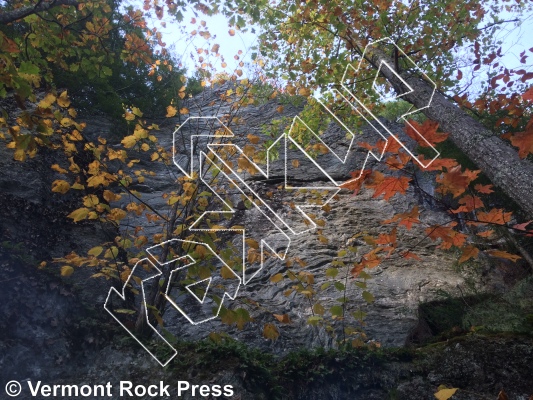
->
[
  {"left": 360, "top": 43, "right": 533, "bottom": 218},
  {"left": 0, "top": 0, "right": 79, "bottom": 24}
]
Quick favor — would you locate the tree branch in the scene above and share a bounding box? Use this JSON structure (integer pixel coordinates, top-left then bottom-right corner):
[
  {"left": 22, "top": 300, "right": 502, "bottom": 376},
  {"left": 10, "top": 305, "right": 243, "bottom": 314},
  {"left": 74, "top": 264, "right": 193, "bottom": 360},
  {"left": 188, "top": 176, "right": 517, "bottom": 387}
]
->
[{"left": 0, "top": 0, "right": 79, "bottom": 24}]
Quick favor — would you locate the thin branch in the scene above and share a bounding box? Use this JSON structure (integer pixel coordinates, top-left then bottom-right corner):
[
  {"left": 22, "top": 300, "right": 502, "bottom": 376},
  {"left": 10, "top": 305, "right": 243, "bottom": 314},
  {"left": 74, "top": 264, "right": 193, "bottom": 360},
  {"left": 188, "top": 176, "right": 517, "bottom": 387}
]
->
[{"left": 0, "top": 0, "right": 80, "bottom": 24}]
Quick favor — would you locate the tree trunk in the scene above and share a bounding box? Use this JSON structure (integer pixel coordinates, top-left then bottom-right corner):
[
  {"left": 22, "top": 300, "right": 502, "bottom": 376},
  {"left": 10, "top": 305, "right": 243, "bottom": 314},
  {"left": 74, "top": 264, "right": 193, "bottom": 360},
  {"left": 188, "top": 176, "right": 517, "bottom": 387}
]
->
[{"left": 360, "top": 44, "right": 533, "bottom": 218}]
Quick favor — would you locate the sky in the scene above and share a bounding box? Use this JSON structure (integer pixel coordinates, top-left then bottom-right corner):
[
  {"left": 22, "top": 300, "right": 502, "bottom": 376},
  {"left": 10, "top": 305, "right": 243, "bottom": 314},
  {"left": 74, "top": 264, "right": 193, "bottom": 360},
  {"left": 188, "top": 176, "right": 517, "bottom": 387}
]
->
[{"left": 140, "top": 2, "right": 533, "bottom": 95}]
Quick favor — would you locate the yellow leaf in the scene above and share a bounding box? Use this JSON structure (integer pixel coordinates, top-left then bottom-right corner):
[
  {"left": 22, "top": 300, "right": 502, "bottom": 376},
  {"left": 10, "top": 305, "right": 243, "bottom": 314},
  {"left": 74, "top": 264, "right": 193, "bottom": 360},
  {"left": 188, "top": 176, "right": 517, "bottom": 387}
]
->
[
  {"left": 141, "top": 143, "right": 150, "bottom": 151},
  {"left": 109, "top": 208, "right": 127, "bottom": 221},
  {"left": 68, "top": 207, "right": 89, "bottom": 222},
  {"left": 166, "top": 105, "right": 177, "bottom": 117},
  {"left": 38, "top": 93, "right": 56, "bottom": 109},
  {"left": 83, "top": 194, "right": 99, "bottom": 207},
  {"left": 57, "top": 91, "right": 70, "bottom": 108},
  {"left": 103, "top": 190, "right": 121, "bottom": 202},
  {"left": 61, "top": 265, "right": 74, "bottom": 277},
  {"left": 51, "top": 179, "right": 71, "bottom": 194},
  {"left": 88, "top": 246, "right": 103, "bottom": 257},
  {"left": 68, "top": 108, "right": 77, "bottom": 118},
  {"left": 292, "top": 159, "right": 299, "bottom": 168},
  {"left": 245, "top": 238, "right": 259, "bottom": 249},
  {"left": 124, "top": 111, "right": 135, "bottom": 121},
  {"left": 434, "top": 388, "right": 458, "bottom": 400},
  {"left": 298, "top": 87, "right": 311, "bottom": 96},
  {"left": 262, "top": 323, "right": 279, "bottom": 340},
  {"left": 121, "top": 135, "right": 137, "bottom": 148},
  {"left": 211, "top": 44, "right": 220, "bottom": 53},
  {"left": 13, "top": 149, "right": 25, "bottom": 161},
  {"left": 151, "top": 152, "right": 160, "bottom": 161},
  {"left": 132, "top": 107, "right": 143, "bottom": 117},
  {"left": 179, "top": 107, "right": 190, "bottom": 115},
  {"left": 270, "top": 273, "right": 284, "bottom": 283}
]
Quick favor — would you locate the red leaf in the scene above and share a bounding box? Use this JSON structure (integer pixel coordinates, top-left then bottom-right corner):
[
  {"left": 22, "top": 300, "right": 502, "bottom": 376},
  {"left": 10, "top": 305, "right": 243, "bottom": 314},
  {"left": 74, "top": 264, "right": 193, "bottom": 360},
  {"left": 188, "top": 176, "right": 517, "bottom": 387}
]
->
[{"left": 523, "top": 87, "right": 533, "bottom": 102}]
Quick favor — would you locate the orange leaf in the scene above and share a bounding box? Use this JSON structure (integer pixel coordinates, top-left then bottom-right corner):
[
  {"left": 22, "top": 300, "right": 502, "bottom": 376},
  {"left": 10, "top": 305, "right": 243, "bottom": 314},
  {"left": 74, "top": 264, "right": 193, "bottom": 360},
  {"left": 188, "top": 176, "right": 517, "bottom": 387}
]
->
[
  {"left": 404, "top": 119, "right": 448, "bottom": 147},
  {"left": 459, "top": 245, "right": 479, "bottom": 263},
  {"left": 416, "top": 155, "right": 458, "bottom": 172},
  {"left": 486, "top": 250, "right": 521, "bottom": 262},
  {"left": 474, "top": 184, "right": 494, "bottom": 194},
  {"left": 436, "top": 166, "right": 471, "bottom": 198},
  {"left": 476, "top": 208, "right": 512, "bottom": 225},
  {"left": 402, "top": 251, "right": 421, "bottom": 260},
  {"left": 340, "top": 169, "right": 372, "bottom": 195},
  {"left": 371, "top": 176, "right": 410, "bottom": 200},
  {"left": 451, "top": 195, "right": 484, "bottom": 214},
  {"left": 509, "top": 129, "right": 533, "bottom": 158},
  {"left": 522, "top": 87, "right": 533, "bottom": 102},
  {"left": 263, "top": 323, "right": 279, "bottom": 340},
  {"left": 273, "top": 314, "right": 291, "bottom": 323}
]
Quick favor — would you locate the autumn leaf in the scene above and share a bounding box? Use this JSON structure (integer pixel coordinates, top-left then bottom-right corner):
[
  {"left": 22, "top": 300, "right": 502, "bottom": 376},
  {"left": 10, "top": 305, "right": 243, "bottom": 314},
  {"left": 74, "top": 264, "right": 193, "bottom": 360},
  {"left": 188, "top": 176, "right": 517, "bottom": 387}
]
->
[
  {"left": 404, "top": 119, "right": 448, "bottom": 147},
  {"left": 38, "top": 93, "right": 56, "bottom": 109},
  {"left": 263, "top": 323, "right": 279, "bottom": 340},
  {"left": 522, "top": 86, "right": 533, "bottom": 102},
  {"left": 486, "top": 250, "right": 521, "bottom": 262},
  {"left": 179, "top": 107, "right": 190, "bottom": 114},
  {"left": 61, "top": 266, "right": 74, "bottom": 277},
  {"left": 88, "top": 246, "right": 103, "bottom": 257},
  {"left": 121, "top": 135, "right": 137, "bottom": 148},
  {"left": 166, "top": 105, "right": 177, "bottom": 117},
  {"left": 51, "top": 179, "right": 70, "bottom": 194},
  {"left": 436, "top": 166, "right": 472, "bottom": 198},
  {"left": 370, "top": 175, "right": 411, "bottom": 200},
  {"left": 57, "top": 91, "right": 70, "bottom": 108},
  {"left": 458, "top": 245, "right": 479, "bottom": 264},
  {"left": 68, "top": 207, "right": 89, "bottom": 222},
  {"left": 434, "top": 388, "right": 458, "bottom": 400},
  {"left": 508, "top": 129, "right": 533, "bottom": 159},
  {"left": 476, "top": 208, "right": 512, "bottom": 225},
  {"left": 383, "top": 206, "right": 420, "bottom": 230},
  {"left": 451, "top": 195, "right": 484, "bottom": 213},
  {"left": 474, "top": 184, "right": 494, "bottom": 194},
  {"left": 273, "top": 313, "right": 291, "bottom": 323}
]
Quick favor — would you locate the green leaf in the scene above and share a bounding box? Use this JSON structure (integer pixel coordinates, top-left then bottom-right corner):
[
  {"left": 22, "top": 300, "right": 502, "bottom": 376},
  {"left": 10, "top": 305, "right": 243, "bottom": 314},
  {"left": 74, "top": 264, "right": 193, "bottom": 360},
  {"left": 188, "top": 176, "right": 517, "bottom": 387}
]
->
[
  {"left": 334, "top": 281, "right": 345, "bottom": 291},
  {"left": 362, "top": 291, "right": 375, "bottom": 303},
  {"left": 330, "top": 305, "right": 343, "bottom": 317},
  {"left": 18, "top": 61, "right": 39, "bottom": 75},
  {"left": 114, "top": 309, "right": 136, "bottom": 314},
  {"left": 326, "top": 267, "right": 338, "bottom": 278},
  {"left": 313, "top": 303, "right": 325, "bottom": 315}
]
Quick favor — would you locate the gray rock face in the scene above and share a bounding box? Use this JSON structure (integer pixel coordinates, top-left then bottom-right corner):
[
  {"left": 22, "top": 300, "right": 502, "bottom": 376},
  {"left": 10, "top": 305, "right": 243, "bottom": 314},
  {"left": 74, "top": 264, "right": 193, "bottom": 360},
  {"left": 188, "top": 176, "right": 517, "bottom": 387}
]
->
[
  {"left": 100, "top": 85, "right": 490, "bottom": 351},
  {"left": 2, "top": 85, "right": 531, "bottom": 398}
]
